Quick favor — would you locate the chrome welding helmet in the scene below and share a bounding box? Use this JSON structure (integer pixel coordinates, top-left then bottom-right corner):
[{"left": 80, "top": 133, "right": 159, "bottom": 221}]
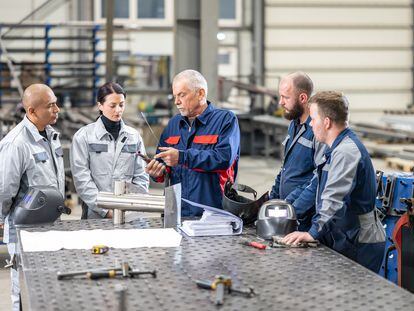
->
[
  {"left": 222, "top": 180, "right": 269, "bottom": 225},
  {"left": 256, "top": 199, "right": 298, "bottom": 239}
]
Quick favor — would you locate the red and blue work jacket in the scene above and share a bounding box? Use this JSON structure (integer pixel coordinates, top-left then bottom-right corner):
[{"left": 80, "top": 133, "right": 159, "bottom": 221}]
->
[{"left": 156, "top": 102, "right": 240, "bottom": 216}]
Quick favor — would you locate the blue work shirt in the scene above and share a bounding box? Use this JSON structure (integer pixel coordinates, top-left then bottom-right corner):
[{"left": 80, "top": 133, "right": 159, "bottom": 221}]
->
[
  {"left": 309, "top": 128, "right": 385, "bottom": 272},
  {"left": 270, "top": 116, "right": 325, "bottom": 230},
  {"left": 155, "top": 102, "right": 240, "bottom": 216}
]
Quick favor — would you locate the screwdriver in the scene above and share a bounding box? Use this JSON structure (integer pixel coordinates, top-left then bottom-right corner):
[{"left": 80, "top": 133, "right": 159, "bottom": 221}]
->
[
  {"left": 87, "top": 270, "right": 118, "bottom": 280},
  {"left": 86, "top": 269, "right": 157, "bottom": 280},
  {"left": 57, "top": 268, "right": 157, "bottom": 280},
  {"left": 240, "top": 239, "right": 269, "bottom": 250}
]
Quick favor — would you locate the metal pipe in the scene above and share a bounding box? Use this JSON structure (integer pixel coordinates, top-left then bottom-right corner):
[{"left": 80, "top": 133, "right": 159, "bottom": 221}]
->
[
  {"left": 113, "top": 209, "right": 125, "bottom": 225},
  {"left": 97, "top": 192, "right": 165, "bottom": 213}
]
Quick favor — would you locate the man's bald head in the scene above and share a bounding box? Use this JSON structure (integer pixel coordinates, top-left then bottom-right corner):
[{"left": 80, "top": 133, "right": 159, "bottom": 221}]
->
[
  {"left": 22, "top": 84, "right": 60, "bottom": 130},
  {"left": 22, "top": 84, "right": 56, "bottom": 111}
]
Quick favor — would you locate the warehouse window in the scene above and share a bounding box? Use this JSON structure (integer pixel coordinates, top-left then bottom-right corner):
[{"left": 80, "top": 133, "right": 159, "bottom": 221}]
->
[
  {"left": 219, "top": 0, "right": 241, "bottom": 27},
  {"left": 101, "top": 0, "right": 129, "bottom": 19},
  {"left": 137, "top": 0, "right": 164, "bottom": 19},
  {"left": 95, "top": 0, "right": 172, "bottom": 26},
  {"left": 220, "top": 0, "right": 236, "bottom": 19},
  {"left": 218, "top": 53, "right": 231, "bottom": 65}
]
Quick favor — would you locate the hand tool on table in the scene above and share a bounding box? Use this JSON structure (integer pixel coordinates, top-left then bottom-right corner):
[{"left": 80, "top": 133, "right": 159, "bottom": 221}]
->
[
  {"left": 271, "top": 236, "right": 319, "bottom": 248},
  {"left": 240, "top": 238, "right": 270, "bottom": 250},
  {"left": 196, "top": 275, "right": 256, "bottom": 305},
  {"left": 57, "top": 262, "right": 157, "bottom": 280},
  {"left": 91, "top": 245, "right": 109, "bottom": 254}
]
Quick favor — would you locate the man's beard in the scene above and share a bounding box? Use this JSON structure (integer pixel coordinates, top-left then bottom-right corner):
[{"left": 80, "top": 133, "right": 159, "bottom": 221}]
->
[{"left": 283, "top": 100, "right": 304, "bottom": 121}]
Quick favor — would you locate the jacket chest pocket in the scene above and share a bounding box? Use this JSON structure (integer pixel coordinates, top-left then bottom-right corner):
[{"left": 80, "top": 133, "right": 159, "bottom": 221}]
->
[
  {"left": 28, "top": 152, "right": 51, "bottom": 186},
  {"left": 118, "top": 144, "right": 137, "bottom": 176},
  {"left": 88, "top": 143, "right": 109, "bottom": 176},
  {"left": 289, "top": 137, "right": 314, "bottom": 168},
  {"left": 192, "top": 134, "right": 218, "bottom": 149}
]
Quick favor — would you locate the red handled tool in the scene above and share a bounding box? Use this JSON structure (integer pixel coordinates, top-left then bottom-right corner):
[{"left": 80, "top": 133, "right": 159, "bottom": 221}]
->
[{"left": 240, "top": 239, "right": 269, "bottom": 250}]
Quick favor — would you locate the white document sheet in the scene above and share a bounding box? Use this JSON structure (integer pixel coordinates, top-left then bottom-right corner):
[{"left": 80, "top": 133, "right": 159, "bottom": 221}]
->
[{"left": 20, "top": 228, "right": 182, "bottom": 252}]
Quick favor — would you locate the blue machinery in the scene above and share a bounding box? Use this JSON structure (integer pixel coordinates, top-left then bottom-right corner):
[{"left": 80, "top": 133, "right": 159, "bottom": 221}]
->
[{"left": 376, "top": 171, "right": 414, "bottom": 288}]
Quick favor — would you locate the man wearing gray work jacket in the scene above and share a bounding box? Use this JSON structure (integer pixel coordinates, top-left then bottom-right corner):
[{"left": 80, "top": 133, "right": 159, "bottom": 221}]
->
[{"left": 0, "top": 84, "right": 65, "bottom": 310}]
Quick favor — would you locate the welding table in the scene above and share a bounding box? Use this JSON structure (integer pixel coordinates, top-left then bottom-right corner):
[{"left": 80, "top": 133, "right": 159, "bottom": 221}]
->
[{"left": 17, "top": 218, "right": 414, "bottom": 311}]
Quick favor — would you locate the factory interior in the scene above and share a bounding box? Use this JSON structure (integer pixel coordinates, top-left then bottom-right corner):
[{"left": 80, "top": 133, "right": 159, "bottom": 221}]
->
[{"left": 0, "top": 0, "right": 414, "bottom": 310}]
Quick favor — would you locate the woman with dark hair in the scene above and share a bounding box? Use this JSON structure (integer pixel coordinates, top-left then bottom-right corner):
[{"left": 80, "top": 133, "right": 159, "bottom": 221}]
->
[{"left": 70, "top": 82, "right": 149, "bottom": 219}]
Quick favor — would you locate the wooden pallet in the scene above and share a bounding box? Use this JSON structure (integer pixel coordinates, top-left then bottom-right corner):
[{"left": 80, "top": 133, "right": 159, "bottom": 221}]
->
[{"left": 385, "top": 157, "right": 414, "bottom": 172}]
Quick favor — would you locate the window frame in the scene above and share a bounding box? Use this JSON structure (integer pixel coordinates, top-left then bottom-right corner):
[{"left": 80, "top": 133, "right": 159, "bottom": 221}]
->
[
  {"left": 218, "top": 0, "right": 242, "bottom": 27},
  {"left": 94, "top": 0, "right": 173, "bottom": 27}
]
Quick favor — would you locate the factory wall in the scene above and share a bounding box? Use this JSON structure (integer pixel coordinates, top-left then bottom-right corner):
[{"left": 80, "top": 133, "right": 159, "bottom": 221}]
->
[{"left": 264, "top": 0, "right": 413, "bottom": 119}]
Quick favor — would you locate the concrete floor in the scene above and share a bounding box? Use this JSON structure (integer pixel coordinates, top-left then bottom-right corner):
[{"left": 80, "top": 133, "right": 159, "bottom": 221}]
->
[{"left": 0, "top": 155, "right": 387, "bottom": 310}]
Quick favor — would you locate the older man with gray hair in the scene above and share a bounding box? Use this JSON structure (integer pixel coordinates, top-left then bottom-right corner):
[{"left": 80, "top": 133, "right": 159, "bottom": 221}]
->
[{"left": 146, "top": 69, "right": 240, "bottom": 216}]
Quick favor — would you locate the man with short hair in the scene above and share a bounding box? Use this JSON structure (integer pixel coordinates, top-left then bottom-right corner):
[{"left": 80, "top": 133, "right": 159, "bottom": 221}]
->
[
  {"left": 0, "top": 84, "right": 65, "bottom": 310},
  {"left": 146, "top": 69, "right": 240, "bottom": 216},
  {"left": 282, "top": 91, "right": 385, "bottom": 272},
  {"left": 269, "top": 72, "right": 325, "bottom": 230}
]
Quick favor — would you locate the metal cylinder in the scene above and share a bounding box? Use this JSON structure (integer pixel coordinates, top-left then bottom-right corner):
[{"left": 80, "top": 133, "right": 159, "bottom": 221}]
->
[
  {"left": 115, "top": 284, "right": 127, "bottom": 311},
  {"left": 114, "top": 180, "right": 126, "bottom": 196},
  {"left": 113, "top": 209, "right": 125, "bottom": 225},
  {"left": 97, "top": 192, "right": 165, "bottom": 213}
]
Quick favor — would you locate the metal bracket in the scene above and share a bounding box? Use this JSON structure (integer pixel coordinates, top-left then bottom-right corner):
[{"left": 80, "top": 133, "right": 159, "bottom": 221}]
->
[{"left": 4, "top": 253, "right": 17, "bottom": 270}]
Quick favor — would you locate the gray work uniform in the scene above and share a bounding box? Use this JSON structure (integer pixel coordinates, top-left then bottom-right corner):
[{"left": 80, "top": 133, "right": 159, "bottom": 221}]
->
[
  {"left": 70, "top": 117, "right": 149, "bottom": 218},
  {"left": 0, "top": 115, "right": 65, "bottom": 311}
]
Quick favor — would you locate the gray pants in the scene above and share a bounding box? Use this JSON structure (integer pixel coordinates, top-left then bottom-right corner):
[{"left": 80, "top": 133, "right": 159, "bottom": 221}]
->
[{"left": 7, "top": 242, "right": 20, "bottom": 311}]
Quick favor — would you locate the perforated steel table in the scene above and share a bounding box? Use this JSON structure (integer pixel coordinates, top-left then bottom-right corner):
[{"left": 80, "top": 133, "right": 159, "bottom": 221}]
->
[{"left": 17, "top": 218, "right": 414, "bottom": 311}]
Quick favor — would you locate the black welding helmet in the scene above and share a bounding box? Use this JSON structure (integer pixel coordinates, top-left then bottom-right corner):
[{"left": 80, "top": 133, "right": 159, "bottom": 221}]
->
[
  {"left": 222, "top": 180, "right": 269, "bottom": 225},
  {"left": 12, "top": 187, "right": 70, "bottom": 226},
  {"left": 256, "top": 199, "right": 298, "bottom": 239}
]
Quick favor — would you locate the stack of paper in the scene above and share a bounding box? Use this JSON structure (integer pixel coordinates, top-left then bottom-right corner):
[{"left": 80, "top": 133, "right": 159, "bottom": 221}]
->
[{"left": 180, "top": 199, "right": 242, "bottom": 237}]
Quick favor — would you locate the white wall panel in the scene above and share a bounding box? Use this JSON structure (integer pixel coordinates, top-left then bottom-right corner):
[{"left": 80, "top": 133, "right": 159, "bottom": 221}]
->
[
  {"left": 264, "top": 0, "right": 413, "bottom": 113},
  {"left": 266, "top": 0, "right": 411, "bottom": 6},
  {"left": 265, "top": 51, "right": 411, "bottom": 68},
  {"left": 265, "top": 72, "right": 412, "bottom": 91},
  {"left": 265, "top": 8, "right": 411, "bottom": 26},
  {"left": 265, "top": 29, "right": 411, "bottom": 47}
]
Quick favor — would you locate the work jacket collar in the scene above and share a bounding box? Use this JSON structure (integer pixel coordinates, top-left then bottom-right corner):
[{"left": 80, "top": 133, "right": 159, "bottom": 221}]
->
[
  {"left": 293, "top": 115, "right": 311, "bottom": 129},
  {"left": 95, "top": 116, "right": 129, "bottom": 140},
  {"left": 325, "top": 127, "right": 351, "bottom": 159},
  {"left": 23, "top": 115, "right": 59, "bottom": 142},
  {"left": 179, "top": 101, "right": 214, "bottom": 128}
]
